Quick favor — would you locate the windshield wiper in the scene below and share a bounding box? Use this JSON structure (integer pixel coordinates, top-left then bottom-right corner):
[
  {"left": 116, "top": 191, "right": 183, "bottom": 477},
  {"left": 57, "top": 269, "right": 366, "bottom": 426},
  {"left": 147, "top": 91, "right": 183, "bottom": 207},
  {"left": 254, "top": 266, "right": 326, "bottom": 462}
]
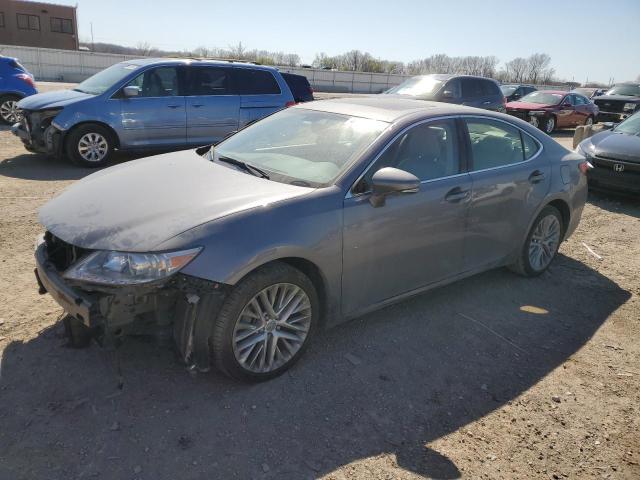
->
[{"left": 217, "top": 155, "right": 270, "bottom": 179}]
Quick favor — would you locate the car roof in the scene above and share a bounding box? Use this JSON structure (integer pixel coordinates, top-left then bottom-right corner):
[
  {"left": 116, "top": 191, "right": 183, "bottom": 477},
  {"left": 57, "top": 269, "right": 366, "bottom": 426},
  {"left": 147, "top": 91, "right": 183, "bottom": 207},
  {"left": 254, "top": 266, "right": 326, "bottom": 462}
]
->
[
  {"left": 413, "top": 74, "right": 497, "bottom": 82},
  {"left": 295, "top": 96, "right": 484, "bottom": 123},
  {"left": 536, "top": 90, "right": 567, "bottom": 95},
  {"left": 121, "top": 57, "right": 278, "bottom": 71}
]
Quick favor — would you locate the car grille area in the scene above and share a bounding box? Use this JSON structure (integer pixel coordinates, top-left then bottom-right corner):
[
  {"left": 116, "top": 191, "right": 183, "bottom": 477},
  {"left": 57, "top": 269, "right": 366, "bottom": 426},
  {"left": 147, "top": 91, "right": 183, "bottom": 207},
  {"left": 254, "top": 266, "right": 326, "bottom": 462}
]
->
[
  {"left": 44, "top": 231, "right": 91, "bottom": 272},
  {"left": 594, "top": 99, "right": 625, "bottom": 113}
]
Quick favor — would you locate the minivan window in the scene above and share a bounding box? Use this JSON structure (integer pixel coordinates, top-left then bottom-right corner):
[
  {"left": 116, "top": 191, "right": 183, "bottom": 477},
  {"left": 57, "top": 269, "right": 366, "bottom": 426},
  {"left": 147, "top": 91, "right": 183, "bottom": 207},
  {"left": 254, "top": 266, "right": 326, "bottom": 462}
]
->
[
  {"left": 465, "top": 119, "right": 527, "bottom": 170},
  {"left": 75, "top": 63, "right": 140, "bottom": 95},
  {"left": 234, "top": 69, "right": 281, "bottom": 95},
  {"left": 126, "top": 67, "right": 179, "bottom": 97},
  {"left": 480, "top": 80, "right": 499, "bottom": 96},
  {"left": 188, "top": 67, "right": 231, "bottom": 96},
  {"left": 461, "top": 78, "right": 484, "bottom": 98}
]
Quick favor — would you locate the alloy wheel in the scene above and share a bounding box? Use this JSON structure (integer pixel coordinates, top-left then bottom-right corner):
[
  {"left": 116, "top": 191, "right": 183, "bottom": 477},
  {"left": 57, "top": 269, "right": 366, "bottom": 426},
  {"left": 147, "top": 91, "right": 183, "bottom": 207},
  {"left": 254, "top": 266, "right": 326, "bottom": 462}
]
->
[
  {"left": 529, "top": 117, "right": 539, "bottom": 128},
  {"left": 528, "top": 214, "right": 561, "bottom": 271},
  {"left": 545, "top": 117, "right": 555, "bottom": 133},
  {"left": 0, "top": 100, "right": 19, "bottom": 123},
  {"left": 78, "top": 132, "right": 109, "bottom": 163},
  {"left": 585, "top": 116, "right": 594, "bottom": 126},
  {"left": 232, "top": 283, "right": 312, "bottom": 373}
]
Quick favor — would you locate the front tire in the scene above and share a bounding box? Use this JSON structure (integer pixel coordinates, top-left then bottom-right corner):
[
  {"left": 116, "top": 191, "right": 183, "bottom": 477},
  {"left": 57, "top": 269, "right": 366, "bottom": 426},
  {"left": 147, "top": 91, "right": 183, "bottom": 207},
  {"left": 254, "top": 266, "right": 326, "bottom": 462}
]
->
[
  {"left": 510, "top": 205, "right": 563, "bottom": 277},
  {"left": 0, "top": 95, "right": 21, "bottom": 124},
  {"left": 543, "top": 116, "right": 556, "bottom": 134},
  {"left": 211, "top": 263, "right": 319, "bottom": 382},
  {"left": 584, "top": 115, "right": 594, "bottom": 127},
  {"left": 66, "top": 123, "right": 115, "bottom": 167}
]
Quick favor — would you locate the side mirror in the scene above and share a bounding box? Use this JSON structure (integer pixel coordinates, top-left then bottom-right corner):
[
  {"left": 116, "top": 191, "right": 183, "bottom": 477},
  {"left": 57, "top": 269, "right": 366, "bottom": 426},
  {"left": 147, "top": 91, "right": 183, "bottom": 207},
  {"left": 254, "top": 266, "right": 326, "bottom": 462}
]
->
[
  {"left": 123, "top": 86, "right": 140, "bottom": 97},
  {"left": 369, "top": 167, "right": 420, "bottom": 207},
  {"left": 441, "top": 90, "right": 454, "bottom": 100},
  {"left": 562, "top": 102, "right": 572, "bottom": 107}
]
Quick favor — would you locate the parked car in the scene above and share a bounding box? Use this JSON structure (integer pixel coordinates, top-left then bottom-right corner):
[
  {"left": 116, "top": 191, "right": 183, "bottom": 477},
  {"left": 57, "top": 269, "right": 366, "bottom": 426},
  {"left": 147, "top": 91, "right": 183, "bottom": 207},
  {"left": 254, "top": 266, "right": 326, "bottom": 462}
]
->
[
  {"left": 500, "top": 84, "right": 537, "bottom": 102},
  {"left": 0, "top": 56, "right": 37, "bottom": 124},
  {"left": 576, "top": 111, "right": 640, "bottom": 195},
  {"left": 593, "top": 83, "right": 640, "bottom": 123},
  {"left": 12, "top": 58, "right": 298, "bottom": 167},
  {"left": 34, "top": 97, "right": 588, "bottom": 381},
  {"left": 384, "top": 74, "right": 506, "bottom": 112},
  {"left": 571, "top": 87, "right": 605, "bottom": 99},
  {"left": 281, "top": 72, "right": 314, "bottom": 103},
  {"left": 506, "top": 90, "right": 598, "bottom": 133}
]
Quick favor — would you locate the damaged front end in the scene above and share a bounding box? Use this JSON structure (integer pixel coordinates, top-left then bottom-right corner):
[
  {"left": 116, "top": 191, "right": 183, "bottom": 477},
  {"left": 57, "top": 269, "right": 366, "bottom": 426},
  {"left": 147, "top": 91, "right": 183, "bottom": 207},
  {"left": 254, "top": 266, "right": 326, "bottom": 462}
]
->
[
  {"left": 11, "top": 108, "right": 64, "bottom": 156},
  {"left": 34, "top": 232, "right": 227, "bottom": 372}
]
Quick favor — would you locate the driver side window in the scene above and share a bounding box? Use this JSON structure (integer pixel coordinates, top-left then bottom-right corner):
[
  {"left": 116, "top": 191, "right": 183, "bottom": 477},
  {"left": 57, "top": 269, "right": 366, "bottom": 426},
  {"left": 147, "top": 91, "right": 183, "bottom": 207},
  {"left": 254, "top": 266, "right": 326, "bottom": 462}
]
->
[
  {"left": 126, "top": 67, "right": 179, "bottom": 97},
  {"left": 355, "top": 119, "right": 460, "bottom": 194}
]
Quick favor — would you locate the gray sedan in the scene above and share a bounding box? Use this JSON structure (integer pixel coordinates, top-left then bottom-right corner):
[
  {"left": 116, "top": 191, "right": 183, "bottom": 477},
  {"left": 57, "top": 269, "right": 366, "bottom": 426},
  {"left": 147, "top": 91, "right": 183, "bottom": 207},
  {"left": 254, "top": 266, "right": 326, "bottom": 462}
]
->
[{"left": 35, "top": 97, "right": 588, "bottom": 382}]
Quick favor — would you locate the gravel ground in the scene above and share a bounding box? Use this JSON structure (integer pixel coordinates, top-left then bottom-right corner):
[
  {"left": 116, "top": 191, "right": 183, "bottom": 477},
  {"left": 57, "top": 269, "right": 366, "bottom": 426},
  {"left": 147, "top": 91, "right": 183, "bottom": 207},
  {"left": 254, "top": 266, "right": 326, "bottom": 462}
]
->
[{"left": 0, "top": 82, "right": 638, "bottom": 480}]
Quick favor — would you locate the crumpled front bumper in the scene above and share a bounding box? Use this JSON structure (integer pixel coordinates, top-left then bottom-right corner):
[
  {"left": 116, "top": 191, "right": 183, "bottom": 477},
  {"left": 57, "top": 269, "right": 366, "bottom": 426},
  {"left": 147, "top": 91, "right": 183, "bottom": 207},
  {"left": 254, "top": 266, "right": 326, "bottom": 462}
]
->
[{"left": 11, "top": 113, "right": 63, "bottom": 156}]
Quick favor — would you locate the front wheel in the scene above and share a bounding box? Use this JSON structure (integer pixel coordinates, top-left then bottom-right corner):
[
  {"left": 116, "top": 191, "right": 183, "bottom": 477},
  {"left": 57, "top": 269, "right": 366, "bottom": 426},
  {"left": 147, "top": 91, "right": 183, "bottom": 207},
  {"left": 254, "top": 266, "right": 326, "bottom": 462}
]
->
[
  {"left": 66, "top": 123, "right": 115, "bottom": 167},
  {"left": 584, "top": 115, "right": 594, "bottom": 127},
  {"left": 510, "top": 205, "right": 563, "bottom": 277},
  {"left": 542, "top": 116, "right": 556, "bottom": 134},
  {"left": 211, "top": 263, "right": 319, "bottom": 381}
]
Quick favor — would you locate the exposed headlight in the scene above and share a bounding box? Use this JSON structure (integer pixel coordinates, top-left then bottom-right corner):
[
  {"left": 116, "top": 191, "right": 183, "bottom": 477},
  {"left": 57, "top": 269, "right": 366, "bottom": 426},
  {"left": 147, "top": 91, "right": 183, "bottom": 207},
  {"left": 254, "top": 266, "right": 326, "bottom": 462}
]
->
[
  {"left": 575, "top": 141, "right": 594, "bottom": 157},
  {"left": 623, "top": 102, "right": 637, "bottom": 111},
  {"left": 63, "top": 248, "right": 202, "bottom": 285}
]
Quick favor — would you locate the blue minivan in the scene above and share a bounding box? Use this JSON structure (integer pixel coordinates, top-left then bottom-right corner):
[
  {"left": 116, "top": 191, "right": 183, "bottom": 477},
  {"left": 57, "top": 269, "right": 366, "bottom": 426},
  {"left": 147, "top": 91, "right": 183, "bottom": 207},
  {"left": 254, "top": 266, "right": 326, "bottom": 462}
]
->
[
  {"left": 0, "top": 56, "right": 38, "bottom": 124},
  {"left": 12, "top": 58, "right": 297, "bottom": 166}
]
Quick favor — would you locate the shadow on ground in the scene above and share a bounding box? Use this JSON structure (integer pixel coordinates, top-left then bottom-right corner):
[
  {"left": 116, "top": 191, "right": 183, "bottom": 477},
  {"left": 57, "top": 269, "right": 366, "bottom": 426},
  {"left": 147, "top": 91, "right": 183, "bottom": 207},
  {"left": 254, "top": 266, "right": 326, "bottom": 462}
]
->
[
  {"left": 0, "top": 255, "right": 630, "bottom": 479},
  {"left": 588, "top": 189, "right": 640, "bottom": 217}
]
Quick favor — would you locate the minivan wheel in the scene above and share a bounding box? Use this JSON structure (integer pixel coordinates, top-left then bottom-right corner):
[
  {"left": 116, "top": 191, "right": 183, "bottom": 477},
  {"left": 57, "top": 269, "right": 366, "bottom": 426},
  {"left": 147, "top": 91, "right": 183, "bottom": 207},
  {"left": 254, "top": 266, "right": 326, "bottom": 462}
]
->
[
  {"left": 211, "top": 263, "right": 318, "bottom": 381},
  {"left": 510, "top": 205, "right": 563, "bottom": 277},
  {"left": 66, "top": 123, "right": 114, "bottom": 167},
  {"left": 0, "top": 95, "right": 21, "bottom": 124},
  {"left": 543, "top": 116, "right": 556, "bottom": 134}
]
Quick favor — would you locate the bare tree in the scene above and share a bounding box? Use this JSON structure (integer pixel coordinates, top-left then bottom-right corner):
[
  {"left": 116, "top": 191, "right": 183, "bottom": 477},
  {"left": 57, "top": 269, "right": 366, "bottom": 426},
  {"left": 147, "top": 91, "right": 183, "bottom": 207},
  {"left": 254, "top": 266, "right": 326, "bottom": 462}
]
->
[
  {"left": 526, "top": 53, "right": 552, "bottom": 84},
  {"left": 135, "top": 41, "right": 156, "bottom": 57}
]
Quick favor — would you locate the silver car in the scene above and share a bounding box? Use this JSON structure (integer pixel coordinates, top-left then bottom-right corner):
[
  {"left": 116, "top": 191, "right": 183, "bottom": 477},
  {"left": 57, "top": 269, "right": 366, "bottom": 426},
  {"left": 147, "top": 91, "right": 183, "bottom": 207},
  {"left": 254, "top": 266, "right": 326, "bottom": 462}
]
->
[{"left": 35, "top": 97, "right": 588, "bottom": 382}]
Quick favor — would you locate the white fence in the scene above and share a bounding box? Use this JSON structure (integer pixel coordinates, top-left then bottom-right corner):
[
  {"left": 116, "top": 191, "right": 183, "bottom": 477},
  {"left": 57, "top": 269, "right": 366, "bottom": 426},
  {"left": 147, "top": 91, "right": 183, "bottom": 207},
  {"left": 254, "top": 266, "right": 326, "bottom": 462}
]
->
[{"left": 0, "top": 44, "right": 570, "bottom": 93}]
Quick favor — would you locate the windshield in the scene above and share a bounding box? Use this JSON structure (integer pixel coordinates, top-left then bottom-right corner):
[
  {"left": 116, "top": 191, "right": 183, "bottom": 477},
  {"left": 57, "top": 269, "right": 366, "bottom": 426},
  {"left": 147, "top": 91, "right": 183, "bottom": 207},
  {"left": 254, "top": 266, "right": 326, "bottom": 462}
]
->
[
  {"left": 519, "top": 91, "right": 564, "bottom": 105},
  {"left": 614, "top": 112, "right": 640, "bottom": 136},
  {"left": 385, "top": 76, "right": 444, "bottom": 98},
  {"left": 74, "top": 63, "right": 140, "bottom": 95},
  {"left": 500, "top": 86, "right": 517, "bottom": 96},
  {"left": 605, "top": 84, "right": 640, "bottom": 97},
  {"left": 573, "top": 88, "right": 594, "bottom": 96},
  {"left": 213, "top": 109, "right": 388, "bottom": 186}
]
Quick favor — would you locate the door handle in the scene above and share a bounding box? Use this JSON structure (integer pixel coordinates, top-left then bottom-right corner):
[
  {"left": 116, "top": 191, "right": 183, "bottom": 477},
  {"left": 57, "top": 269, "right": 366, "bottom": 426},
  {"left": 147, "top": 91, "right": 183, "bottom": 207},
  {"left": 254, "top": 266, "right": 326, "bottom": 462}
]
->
[
  {"left": 529, "top": 170, "right": 546, "bottom": 184},
  {"left": 191, "top": 104, "right": 204, "bottom": 108},
  {"left": 167, "top": 104, "right": 181, "bottom": 109},
  {"left": 482, "top": 101, "right": 491, "bottom": 105},
  {"left": 444, "top": 187, "right": 470, "bottom": 203}
]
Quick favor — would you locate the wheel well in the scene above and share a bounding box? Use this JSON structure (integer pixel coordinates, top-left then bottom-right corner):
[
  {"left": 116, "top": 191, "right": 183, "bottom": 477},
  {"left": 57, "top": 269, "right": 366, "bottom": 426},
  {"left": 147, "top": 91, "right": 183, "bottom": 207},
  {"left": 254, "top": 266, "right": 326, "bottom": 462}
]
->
[
  {"left": 65, "top": 121, "right": 120, "bottom": 149},
  {"left": 270, "top": 257, "right": 328, "bottom": 325},
  {"left": 548, "top": 199, "right": 570, "bottom": 238}
]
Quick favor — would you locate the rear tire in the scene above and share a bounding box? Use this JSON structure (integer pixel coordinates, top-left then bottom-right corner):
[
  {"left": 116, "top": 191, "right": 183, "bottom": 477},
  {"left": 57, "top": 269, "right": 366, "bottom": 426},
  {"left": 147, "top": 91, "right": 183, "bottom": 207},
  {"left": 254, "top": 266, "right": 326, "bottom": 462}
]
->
[
  {"left": 66, "top": 123, "right": 115, "bottom": 168},
  {"left": 510, "top": 205, "right": 563, "bottom": 277},
  {"left": 0, "top": 95, "right": 21, "bottom": 124},
  {"left": 211, "top": 262, "right": 319, "bottom": 382}
]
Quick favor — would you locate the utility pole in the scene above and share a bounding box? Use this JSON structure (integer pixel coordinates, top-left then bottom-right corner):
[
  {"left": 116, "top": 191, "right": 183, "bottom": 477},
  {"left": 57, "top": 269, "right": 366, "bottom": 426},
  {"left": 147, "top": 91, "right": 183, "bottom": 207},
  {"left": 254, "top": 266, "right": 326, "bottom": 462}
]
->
[{"left": 90, "top": 22, "right": 94, "bottom": 51}]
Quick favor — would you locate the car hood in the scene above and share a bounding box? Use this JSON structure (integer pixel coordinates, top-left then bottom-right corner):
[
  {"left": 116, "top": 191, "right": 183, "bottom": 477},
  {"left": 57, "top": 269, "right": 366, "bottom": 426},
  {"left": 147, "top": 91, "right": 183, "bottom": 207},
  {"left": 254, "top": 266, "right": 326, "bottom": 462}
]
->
[
  {"left": 506, "top": 101, "right": 554, "bottom": 110},
  {"left": 589, "top": 130, "right": 640, "bottom": 163},
  {"left": 595, "top": 95, "right": 640, "bottom": 103},
  {"left": 39, "top": 150, "right": 314, "bottom": 251},
  {"left": 17, "top": 89, "right": 93, "bottom": 110}
]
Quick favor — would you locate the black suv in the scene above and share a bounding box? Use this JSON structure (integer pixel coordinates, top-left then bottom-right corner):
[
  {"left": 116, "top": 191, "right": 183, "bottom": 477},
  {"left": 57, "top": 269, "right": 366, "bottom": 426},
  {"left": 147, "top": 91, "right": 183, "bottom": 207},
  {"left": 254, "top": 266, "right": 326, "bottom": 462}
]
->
[
  {"left": 594, "top": 83, "right": 640, "bottom": 122},
  {"left": 500, "top": 84, "right": 537, "bottom": 102},
  {"left": 384, "top": 74, "right": 505, "bottom": 112}
]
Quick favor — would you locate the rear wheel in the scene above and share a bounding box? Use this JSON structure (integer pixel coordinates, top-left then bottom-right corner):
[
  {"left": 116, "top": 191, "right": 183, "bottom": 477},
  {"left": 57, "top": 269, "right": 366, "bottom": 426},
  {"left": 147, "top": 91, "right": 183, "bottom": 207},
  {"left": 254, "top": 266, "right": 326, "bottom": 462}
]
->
[
  {"left": 211, "top": 263, "right": 319, "bottom": 382},
  {"left": 510, "top": 205, "right": 563, "bottom": 277},
  {"left": 0, "top": 95, "right": 21, "bottom": 124},
  {"left": 66, "top": 123, "right": 115, "bottom": 167}
]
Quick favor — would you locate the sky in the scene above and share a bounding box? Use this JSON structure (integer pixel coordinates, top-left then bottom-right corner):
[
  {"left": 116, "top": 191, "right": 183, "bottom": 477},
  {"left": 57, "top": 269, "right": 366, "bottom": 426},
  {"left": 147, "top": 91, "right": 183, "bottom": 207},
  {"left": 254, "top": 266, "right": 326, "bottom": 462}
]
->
[{"left": 55, "top": 0, "right": 640, "bottom": 84}]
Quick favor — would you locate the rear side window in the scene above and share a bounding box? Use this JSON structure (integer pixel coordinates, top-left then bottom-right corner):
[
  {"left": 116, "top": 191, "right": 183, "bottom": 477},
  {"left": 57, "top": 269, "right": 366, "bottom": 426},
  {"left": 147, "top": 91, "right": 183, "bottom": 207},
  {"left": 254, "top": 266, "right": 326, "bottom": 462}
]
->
[
  {"left": 461, "top": 78, "right": 484, "bottom": 98},
  {"left": 481, "top": 80, "right": 500, "bottom": 96},
  {"left": 187, "top": 67, "right": 231, "bottom": 96},
  {"left": 521, "top": 132, "right": 540, "bottom": 160},
  {"left": 234, "top": 69, "right": 281, "bottom": 95},
  {"left": 465, "top": 118, "right": 527, "bottom": 170}
]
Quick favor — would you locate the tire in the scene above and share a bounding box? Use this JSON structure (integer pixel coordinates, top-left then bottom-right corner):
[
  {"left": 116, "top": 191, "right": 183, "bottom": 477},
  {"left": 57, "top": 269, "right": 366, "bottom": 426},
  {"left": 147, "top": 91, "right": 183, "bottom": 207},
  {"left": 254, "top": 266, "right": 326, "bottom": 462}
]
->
[
  {"left": 542, "top": 116, "right": 556, "bottom": 134},
  {"left": 211, "top": 262, "right": 319, "bottom": 382},
  {"left": 510, "top": 205, "right": 563, "bottom": 277},
  {"left": 0, "top": 95, "right": 21, "bottom": 125},
  {"left": 584, "top": 115, "right": 594, "bottom": 127},
  {"left": 66, "top": 123, "right": 115, "bottom": 167}
]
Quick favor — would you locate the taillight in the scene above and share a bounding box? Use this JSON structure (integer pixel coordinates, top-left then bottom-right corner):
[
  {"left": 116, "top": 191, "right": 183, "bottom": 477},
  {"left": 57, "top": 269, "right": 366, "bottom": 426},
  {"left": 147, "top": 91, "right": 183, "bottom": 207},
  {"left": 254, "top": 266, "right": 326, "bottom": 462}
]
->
[
  {"left": 309, "top": 86, "right": 314, "bottom": 93},
  {"left": 285, "top": 101, "right": 295, "bottom": 108},
  {"left": 16, "top": 73, "right": 35, "bottom": 88},
  {"left": 579, "top": 161, "right": 593, "bottom": 175},
  {"left": 502, "top": 96, "right": 507, "bottom": 105}
]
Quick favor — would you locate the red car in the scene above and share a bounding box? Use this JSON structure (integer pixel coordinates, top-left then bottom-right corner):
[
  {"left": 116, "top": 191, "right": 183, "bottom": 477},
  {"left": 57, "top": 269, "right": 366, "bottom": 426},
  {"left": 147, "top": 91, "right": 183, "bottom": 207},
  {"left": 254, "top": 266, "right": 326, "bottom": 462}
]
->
[{"left": 506, "top": 90, "right": 599, "bottom": 134}]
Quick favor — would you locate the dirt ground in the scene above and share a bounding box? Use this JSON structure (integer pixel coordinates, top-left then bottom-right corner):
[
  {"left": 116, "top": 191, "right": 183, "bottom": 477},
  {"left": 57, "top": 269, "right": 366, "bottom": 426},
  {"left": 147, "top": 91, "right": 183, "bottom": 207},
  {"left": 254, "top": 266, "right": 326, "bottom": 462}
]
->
[{"left": 0, "top": 83, "right": 638, "bottom": 480}]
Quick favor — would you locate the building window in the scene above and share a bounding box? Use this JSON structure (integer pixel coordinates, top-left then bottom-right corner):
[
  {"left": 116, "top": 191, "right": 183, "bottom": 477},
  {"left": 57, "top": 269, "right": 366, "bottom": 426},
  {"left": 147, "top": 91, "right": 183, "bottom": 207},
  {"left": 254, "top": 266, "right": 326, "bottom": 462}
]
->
[
  {"left": 50, "top": 17, "right": 73, "bottom": 34},
  {"left": 17, "top": 13, "right": 40, "bottom": 31},
  {"left": 0, "top": 12, "right": 5, "bottom": 28}
]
